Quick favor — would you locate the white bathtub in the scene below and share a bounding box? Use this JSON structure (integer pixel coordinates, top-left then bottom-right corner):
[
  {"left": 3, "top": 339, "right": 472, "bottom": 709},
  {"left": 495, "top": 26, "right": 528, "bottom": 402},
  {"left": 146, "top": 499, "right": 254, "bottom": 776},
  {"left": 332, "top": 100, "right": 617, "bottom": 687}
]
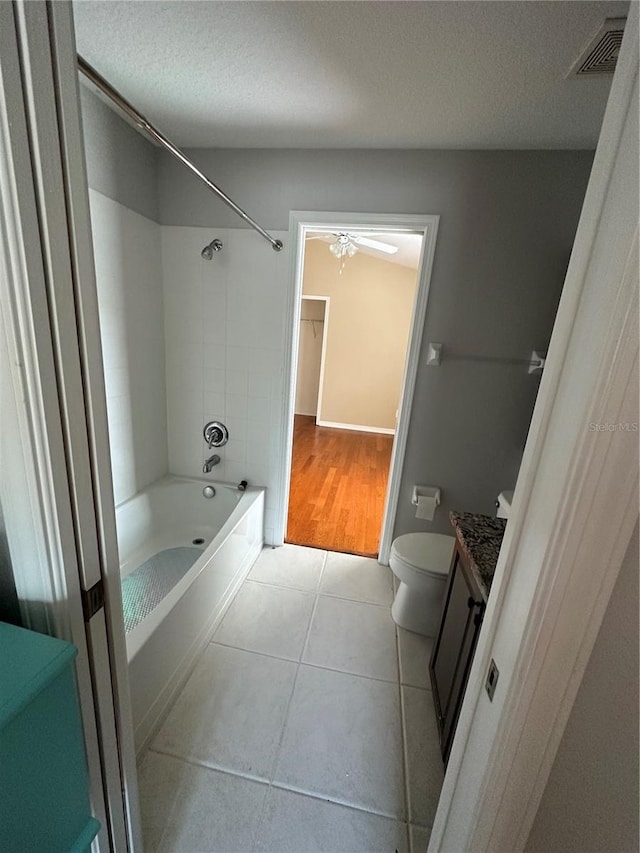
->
[{"left": 115, "top": 475, "right": 265, "bottom": 751}]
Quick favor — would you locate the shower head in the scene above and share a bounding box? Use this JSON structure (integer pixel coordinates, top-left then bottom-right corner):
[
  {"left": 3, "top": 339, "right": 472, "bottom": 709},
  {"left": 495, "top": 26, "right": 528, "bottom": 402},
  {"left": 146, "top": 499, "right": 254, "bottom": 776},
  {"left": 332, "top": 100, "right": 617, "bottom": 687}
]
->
[{"left": 201, "top": 238, "right": 223, "bottom": 260}]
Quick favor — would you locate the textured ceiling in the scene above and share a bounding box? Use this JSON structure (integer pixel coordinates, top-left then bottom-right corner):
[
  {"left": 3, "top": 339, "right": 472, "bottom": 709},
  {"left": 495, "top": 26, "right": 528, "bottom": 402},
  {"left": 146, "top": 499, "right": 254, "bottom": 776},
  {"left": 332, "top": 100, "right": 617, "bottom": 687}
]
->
[{"left": 73, "top": 0, "right": 627, "bottom": 149}]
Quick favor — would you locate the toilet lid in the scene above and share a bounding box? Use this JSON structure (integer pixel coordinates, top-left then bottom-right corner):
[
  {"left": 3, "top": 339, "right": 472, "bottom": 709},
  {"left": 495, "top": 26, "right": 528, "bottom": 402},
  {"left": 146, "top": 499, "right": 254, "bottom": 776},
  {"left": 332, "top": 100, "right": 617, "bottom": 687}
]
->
[{"left": 391, "top": 533, "right": 455, "bottom": 577}]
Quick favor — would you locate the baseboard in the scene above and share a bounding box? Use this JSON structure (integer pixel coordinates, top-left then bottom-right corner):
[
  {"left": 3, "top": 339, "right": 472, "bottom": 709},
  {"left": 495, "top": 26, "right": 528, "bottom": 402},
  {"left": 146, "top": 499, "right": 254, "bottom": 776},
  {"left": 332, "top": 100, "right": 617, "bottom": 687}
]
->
[{"left": 316, "top": 419, "right": 395, "bottom": 435}]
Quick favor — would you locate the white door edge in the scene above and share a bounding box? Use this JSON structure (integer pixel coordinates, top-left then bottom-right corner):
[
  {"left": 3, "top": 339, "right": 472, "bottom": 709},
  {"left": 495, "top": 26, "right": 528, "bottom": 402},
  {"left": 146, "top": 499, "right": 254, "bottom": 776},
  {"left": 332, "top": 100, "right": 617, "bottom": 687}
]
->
[
  {"left": 48, "top": 3, "right": 142, "bottom": 848},
  {"left": 0, "top": 3, "right": 140, "bottom": 850},
  {"left": 429, "top": 6, "right": 639, "bottom": 850},
  {"left": 0, "top": 2, "right": 111, "bottom": 847}
]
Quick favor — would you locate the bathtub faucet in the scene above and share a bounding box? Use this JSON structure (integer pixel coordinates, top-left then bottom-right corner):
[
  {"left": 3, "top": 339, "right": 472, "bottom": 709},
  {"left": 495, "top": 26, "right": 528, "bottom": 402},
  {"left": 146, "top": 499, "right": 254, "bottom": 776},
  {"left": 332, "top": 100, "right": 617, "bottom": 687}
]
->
[{"left": 203, "top": 454, "right": 221, "bottom": 473}]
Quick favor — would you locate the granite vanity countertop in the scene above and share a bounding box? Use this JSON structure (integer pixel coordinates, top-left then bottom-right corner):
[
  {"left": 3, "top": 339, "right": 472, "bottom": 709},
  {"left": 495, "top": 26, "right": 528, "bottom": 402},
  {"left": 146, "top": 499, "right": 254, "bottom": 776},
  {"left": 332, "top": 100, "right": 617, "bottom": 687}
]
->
[{"left": 449, "top": 510, "right": 507, "bottom": 600}]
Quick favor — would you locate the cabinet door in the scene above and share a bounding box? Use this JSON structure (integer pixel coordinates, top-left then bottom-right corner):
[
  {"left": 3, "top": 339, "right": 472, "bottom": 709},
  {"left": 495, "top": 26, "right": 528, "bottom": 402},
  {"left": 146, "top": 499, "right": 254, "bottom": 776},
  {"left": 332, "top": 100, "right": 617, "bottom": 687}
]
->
[{"left": 430, "top": 550, "right": 483, "bottom": 761}]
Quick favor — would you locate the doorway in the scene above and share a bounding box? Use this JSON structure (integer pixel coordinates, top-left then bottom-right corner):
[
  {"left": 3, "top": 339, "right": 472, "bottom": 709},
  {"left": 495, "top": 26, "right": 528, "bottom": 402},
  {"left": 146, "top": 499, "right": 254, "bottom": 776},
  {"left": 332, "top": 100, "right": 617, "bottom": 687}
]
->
[
  {"left": 294, "top": 296, "right": 328, "bottom": 422},
  {"left": 279, "top": 214, "right": 440, "bottom": 560}
]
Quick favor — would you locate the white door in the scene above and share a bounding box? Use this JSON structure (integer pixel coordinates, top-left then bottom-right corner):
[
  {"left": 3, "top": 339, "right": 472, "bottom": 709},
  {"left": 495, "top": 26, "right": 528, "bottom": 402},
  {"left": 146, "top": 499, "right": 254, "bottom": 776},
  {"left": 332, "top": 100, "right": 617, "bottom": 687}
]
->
[
  {"left": 430, "top": 5, "right": 639, "bottom": 849},
  {"left": 0, "top": 2, "right": 140, "bottom": 849}
]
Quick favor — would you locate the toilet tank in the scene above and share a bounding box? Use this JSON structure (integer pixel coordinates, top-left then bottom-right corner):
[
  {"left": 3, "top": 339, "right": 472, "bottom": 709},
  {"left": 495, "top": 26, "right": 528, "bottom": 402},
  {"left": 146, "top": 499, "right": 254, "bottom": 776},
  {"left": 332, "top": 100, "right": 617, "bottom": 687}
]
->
[{"left": 496, "top": 490, "right": 514, "bottom": 519}]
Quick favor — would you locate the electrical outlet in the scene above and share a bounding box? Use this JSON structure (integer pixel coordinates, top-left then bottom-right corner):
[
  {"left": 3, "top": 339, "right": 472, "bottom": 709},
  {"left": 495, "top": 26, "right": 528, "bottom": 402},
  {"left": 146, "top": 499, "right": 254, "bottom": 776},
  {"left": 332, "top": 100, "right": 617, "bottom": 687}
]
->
[{"left": 485, "top": 659, "right": 499, "bottom": 701}]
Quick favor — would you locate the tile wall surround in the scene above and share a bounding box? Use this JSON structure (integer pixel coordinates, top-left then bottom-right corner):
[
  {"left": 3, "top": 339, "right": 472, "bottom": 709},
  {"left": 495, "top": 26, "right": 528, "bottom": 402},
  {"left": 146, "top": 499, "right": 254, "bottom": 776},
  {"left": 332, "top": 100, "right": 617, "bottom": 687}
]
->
[
  {"left": 90, "top": 190, "right": 169, "bottom": 506},
  {"left": 161, "top": 226, "right": 289, "bottom": 545},
  {"left": 91, "top": 187, "right": 288, "bottom": 541}
]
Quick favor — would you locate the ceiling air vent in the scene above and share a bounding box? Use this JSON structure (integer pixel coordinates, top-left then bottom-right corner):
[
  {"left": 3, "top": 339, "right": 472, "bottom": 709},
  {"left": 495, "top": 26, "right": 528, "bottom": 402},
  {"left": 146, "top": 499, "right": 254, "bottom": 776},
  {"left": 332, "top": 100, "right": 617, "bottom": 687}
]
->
[{"left": 569, "top": 17, "right": 626, "bottom": 77}]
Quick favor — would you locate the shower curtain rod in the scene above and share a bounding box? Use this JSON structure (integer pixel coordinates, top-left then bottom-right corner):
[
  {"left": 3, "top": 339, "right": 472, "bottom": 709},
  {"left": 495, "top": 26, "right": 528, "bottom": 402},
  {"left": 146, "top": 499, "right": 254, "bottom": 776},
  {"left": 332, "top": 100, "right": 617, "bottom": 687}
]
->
[{"left": 77, "top": 55, "right": 283, "bottom": 252}]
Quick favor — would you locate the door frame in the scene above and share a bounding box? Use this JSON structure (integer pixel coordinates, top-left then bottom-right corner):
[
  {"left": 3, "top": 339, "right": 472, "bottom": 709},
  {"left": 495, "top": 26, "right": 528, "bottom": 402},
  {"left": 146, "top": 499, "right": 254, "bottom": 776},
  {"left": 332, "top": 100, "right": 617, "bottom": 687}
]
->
[
  {"left": 2, "top": 2, "right": 636, "bottom": 851},
  {"left": 275, "top": 212, "right": 439, "bottom": 559}
]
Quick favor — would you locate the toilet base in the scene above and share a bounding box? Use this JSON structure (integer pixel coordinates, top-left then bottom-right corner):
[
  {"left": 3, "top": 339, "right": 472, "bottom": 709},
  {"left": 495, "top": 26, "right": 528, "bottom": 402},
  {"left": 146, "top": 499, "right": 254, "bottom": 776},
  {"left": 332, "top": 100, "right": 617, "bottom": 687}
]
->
[{"left": 391, "top": 580, "right": 441, "bottom": 636}]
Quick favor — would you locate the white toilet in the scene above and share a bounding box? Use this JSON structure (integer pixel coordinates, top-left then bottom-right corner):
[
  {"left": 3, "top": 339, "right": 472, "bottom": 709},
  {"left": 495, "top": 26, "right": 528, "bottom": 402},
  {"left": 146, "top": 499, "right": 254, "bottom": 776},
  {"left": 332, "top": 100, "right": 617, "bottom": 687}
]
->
[{"left": 389, "top": 532, "right": 455, "bottom": 636}]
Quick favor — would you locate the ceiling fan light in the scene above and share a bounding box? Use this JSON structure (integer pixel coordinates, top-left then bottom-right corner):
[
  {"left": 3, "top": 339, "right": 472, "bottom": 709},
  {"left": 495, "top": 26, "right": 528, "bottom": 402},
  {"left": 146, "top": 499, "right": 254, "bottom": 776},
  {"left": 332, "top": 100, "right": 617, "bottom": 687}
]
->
[{"left": 329, "top": 233, "right": 359, "bottom": 261}]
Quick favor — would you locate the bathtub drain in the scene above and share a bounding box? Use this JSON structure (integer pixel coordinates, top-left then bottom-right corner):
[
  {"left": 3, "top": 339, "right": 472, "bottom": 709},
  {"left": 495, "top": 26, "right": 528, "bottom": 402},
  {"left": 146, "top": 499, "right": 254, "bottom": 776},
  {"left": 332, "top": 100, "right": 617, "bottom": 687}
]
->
[{"left": 192, "top": 538, "right": 205, "bottom": 546}]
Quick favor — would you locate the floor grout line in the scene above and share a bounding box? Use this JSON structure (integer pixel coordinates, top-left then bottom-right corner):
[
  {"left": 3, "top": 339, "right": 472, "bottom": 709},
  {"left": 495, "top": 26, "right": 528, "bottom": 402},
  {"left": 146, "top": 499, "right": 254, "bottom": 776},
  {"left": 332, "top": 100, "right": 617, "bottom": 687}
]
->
[
  {"left": 209, "top": 638, "right": 301, "bottom": 665},
  {"left": 247, "top": 581, "right": 394, "bottom": 608},
  {"left": 397, "top": 624, "right": 413, "bottom": 851},
  {"left": 296, "top": 657, "right": 400, "bottom": 686},
  {"left": 147, "top": 746, "right": 270, "bottom": 786},
  {"left": 268, "top": 779, "right": 407, "bottom": 823},
  {"left": 250, "top": 571, "right": 322, "bottom": 852},
  {"left": 147, "top": 745, "right": 409, "bottom": 827},
  {"left": 209, "top": 638, "right": 402, "bottom": 686},
  {"left": 314, "top": 589, "right": 394, "bottom": 609},
  {"left": 243, "top": 577, "right": 320, "bottom": 595},
  {"left": 402, "top": 682, "right": 433, "bottom": 693},
  {"left": 245, "top": 574, "right": 393, "bottom": 609}
]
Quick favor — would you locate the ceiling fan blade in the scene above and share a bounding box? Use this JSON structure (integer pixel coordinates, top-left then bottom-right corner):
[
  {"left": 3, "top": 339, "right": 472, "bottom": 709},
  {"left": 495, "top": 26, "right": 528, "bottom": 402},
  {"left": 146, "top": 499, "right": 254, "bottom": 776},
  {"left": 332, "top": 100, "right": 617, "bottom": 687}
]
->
[{"left": 353, "top": 235, "right": 398, "bottom": 255}]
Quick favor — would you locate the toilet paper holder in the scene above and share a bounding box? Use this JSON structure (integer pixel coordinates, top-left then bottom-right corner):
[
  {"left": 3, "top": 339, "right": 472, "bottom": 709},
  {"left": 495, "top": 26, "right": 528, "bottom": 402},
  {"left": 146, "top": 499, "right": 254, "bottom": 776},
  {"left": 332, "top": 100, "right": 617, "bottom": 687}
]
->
[{"left": 412, "top": 486, "right": 441, "bottom": 507}]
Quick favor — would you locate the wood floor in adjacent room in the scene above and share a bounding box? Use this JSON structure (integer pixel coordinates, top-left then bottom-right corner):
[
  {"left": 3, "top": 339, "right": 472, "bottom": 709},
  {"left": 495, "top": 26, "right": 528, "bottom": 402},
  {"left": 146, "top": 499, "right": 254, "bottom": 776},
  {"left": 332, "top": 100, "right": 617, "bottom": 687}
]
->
[{"left": 286, "top": 415, "right": 393, "bottom": 558}]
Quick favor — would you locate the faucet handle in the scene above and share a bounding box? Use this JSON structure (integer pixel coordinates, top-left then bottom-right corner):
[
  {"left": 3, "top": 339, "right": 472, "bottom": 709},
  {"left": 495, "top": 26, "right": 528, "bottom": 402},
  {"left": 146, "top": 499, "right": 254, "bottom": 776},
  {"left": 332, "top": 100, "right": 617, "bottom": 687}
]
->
[{"left": 204, "top": 421, "right": 229, "bottom": 448}]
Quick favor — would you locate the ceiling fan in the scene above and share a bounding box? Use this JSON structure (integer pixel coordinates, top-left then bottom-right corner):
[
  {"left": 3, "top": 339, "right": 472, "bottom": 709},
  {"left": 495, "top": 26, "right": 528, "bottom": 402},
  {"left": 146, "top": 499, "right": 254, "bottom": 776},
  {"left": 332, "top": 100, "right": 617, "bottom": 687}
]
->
[{"left": 307, "top": 232, "right": 399, "bottom": 258}]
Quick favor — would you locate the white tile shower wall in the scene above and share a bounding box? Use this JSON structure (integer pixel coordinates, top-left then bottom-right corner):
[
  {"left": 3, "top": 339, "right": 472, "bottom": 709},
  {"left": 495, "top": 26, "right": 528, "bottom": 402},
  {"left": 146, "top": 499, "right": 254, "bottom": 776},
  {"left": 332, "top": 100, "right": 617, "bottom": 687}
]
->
[
  {"left": 89, "top": 190, "right": 169, "bottom": 506},
  {"left": 161, "top": 227, "right": 289, "bottom": 544}
]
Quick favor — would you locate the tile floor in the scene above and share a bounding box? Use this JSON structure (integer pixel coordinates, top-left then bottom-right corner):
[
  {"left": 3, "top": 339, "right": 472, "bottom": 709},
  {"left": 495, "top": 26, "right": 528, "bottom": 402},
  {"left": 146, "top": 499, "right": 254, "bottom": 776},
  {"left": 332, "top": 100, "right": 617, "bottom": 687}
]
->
[{"left": 139, "top": 545, "right": 444, "bottom": 852}]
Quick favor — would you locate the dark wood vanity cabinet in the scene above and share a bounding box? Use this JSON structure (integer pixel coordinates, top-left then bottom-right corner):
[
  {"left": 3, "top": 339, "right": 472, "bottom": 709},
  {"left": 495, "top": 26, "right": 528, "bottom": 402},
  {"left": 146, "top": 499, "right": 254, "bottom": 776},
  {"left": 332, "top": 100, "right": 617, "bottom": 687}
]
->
[{"left": 429, "top": 542, "right": 485, "bottom": 764}]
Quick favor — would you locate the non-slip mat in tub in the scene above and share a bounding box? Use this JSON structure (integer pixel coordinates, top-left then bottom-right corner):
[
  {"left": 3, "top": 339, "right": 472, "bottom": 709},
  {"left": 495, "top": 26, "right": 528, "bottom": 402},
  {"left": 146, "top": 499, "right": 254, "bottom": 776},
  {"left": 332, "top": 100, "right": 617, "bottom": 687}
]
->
[{"left": 121, "top": 547, "right": 203, "bottom": 633}]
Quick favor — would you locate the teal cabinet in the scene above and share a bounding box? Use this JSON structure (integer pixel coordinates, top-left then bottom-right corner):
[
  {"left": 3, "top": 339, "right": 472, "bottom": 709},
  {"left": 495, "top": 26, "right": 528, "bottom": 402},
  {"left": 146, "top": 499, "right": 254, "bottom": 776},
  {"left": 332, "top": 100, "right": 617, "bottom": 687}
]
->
[{"left": 0, "top": 622, "right": 100, "bottom": 852}]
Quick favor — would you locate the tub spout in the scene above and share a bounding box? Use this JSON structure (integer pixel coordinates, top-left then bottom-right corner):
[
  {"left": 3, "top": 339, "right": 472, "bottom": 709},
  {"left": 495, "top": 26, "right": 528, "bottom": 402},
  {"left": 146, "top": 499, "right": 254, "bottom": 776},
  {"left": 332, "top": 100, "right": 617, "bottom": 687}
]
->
[{"left": 203, "top": 454, "right": 221, "bottom": 473}]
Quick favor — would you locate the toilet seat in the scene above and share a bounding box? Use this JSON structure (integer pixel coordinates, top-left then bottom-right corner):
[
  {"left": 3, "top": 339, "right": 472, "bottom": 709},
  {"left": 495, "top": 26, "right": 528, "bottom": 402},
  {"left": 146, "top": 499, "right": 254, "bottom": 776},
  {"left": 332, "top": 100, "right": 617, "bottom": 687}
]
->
[{"left": 390, "top": 533, "right": 454, "bottom": 579}]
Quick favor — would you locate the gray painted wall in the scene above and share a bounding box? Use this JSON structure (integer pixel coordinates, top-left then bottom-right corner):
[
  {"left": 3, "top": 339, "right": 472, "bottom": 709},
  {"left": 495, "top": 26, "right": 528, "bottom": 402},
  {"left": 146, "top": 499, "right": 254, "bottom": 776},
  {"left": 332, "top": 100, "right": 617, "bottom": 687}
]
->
[
  {"left": 79, "top": 86, "right": 159, "bottom": 222},
  {"left": 78, "top": 92, "right": 594, "bottom": 532},
  {"left": 157, "top": 147, "right": 593, "bottom": 532},
  {"left": 526, "top": 524, "right": 639, "bottom": 853}
]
